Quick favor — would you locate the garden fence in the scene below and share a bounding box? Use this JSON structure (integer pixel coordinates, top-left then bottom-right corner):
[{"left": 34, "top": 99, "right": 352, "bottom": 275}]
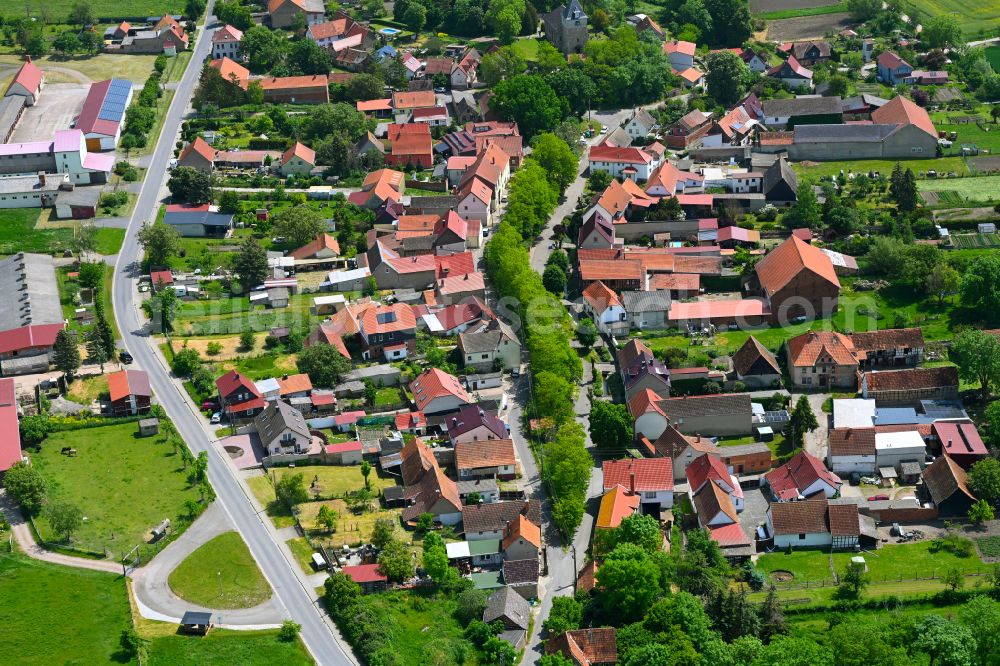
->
[{"left": 767, "top": 567, "right": 994, "bottom": 592}]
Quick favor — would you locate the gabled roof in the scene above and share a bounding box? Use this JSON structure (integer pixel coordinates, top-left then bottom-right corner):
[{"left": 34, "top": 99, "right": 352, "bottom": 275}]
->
[
  {"left": 603, "top": 458, "right": 674, "bottom": 492},
  {"left": 484, "top": 587, "right": 530, "bottom": 629},
  {"left": 462, "top": 500, "right": 541, "bottom": 534},
  {"left": 663, "top": 40, "right": 696, "bottom": 56},
  {"left": 877, "top": 50, "right": 910, "bottom": 70},
  {"left": 255, "top": 399, "right": 310, "bottom": 444},
  {"left": 596, "top": 484, "right": 641, "bottom": 529},
  {"left": 686, "top": 453, "right": 732, "bottom": 495},
  {"left": 208, "top": 57, "right": 250, "bottom": 89},
  {"left": 280, "top": 141, "right": 316, "bottom": 167},
  {"left": 216, "top": 369, "right": 262, "bottom": 400},
  {"left": 763, "top": 157, "right": 797, "bottom": 197},
  {"left": 628, "top": 388, "right": 665, "bottom": 419},
  {"left": 0, "top": 378, "right": 20, "bottom": 472},
  {"left": 731, "top": 335, "right": 780, "bottom": 376},
  {"left": 455, "top": 438, "right": 516, "bottom": 471},
  {"left": 871, "top": 95, "right": 937, "bottom": 138},
  {"left": 410, "top": 367, "right": 472, "bottom": 411},
  {"left": 754, "top": 236, "right": 840, "bottom": 297},
  {"left": 656, "top": 393, "right": 752, "bottom": 420},
  {"left": 107, "top": 369, "right": 151, "bottom": 402},
  {"left": 400, "top": 437, "right": 437, "bottom": 485},
  {"left": 829, "top": 427, "right": 876, "bottom": 457},
  {"left": 922, "top": 454, "right": 975, "bottom": 505},
  {"left": 360, "top": 302, "right": 417, "bottom": 335},
  {"left": 289, "top": 233, "right": 340, "bottom": 260},
  {"left": 403, "top": 463, "right": 462, "bottom": 521},
  {"left": 276, "top": 373, "right": 312, "bottom": 396},
  {"left": 5, "top": 59, "right": 43, "bottom": 97},
  {"left": 787, "top": 331, "right": 858, "bottom": 368},
  {"left": 765, "top": 450, "right": 841, "bottom": 501},
  {"left": 392, "top": 90, "right": 436, "bottom": 109},
  {"left": 863, "top": 366, "right": 958, "bottom": 392},
  {"left": 502, "top": 514, "right": 540, "bottom": 549},
  {"left": 446, "top": 404, "right": 507, "bottom": 439},
  {"left": 75, "top": 79, "right": 133, "bottom": 137},
  {"left": 617, "top": 338, "right": 654, "bottom": 369},
  {"left": 582, "top": 280, "right": 622, "bottom": 314},
  {"left": 769, "top": 495, "right": 830, "bottom": 535},
  {"left": 850, "top": 327, "right": 924, "bottom": 353},
  {"left": 180, "top": 136, "right": 216, "bottom": 164},
  {"left": 213, "top": 24, "right": 244, "bottom": 42},
  {"left": 589, "top": 144, "right": 655, "bottom": 165},
  {"left": 693, "top": 478, "right": 738, "bottom": 525},
  {"left": 259, "top": 75, "right": 329, "bottom": 91},
  {"left": 546, "top": 628, "right": 617, "bottom": 666}
]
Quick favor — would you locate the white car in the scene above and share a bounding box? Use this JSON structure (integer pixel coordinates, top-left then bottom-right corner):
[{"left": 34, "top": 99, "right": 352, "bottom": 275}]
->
[
  {"left": 210, "top": 412, "right": 222, "bottom": 424},
  {"left": 600, "top": 125, "right": 608, "bottom": 134}
]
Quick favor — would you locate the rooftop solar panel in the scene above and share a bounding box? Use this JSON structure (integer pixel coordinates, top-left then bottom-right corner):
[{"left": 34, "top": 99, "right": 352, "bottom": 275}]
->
[{"left": 97, "top": 79, "right": 132, "bottom": 122}]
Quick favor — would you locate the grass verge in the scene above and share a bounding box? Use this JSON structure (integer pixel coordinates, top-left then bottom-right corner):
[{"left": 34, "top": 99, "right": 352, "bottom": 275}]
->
[{"left": 167, "top": 531, "right": 272, "bottom": 609}]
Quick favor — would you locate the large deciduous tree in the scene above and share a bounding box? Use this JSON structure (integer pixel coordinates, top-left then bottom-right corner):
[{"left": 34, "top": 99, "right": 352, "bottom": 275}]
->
[
  {"left": 590, "top": 400, "right": 634, "bottom": 451},
  {"left": 274, "top": 205, "right": 328, "bottom": 248},
  {"left": 705, "top": 51, "right": 749, "bottom": 106},
  {"left": 530, "top": 133, "right": 578, "bottom": 191},
  {"left": 233, "top": 237, "right": 269, "bottom": 291},
  {"left": 296, "top": 343, "right": 352, "bottom": 387},
  {"left": 3, "top": 461, "right": 46, "bottom": 515},
  {"left": 492, "top": 75, "right": 566, "bottom": 139},
  {"left": 167, "top": 166, "right": 212, "bottom": 204},
  {"left": 950, "top": 328, "right": 1000, "bottom": 397}
]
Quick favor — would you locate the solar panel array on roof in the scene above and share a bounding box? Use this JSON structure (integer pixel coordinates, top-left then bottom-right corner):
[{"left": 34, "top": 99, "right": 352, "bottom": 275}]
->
[
  {"left": 376, "top": 311, "right": 397, "bottom": 324},
  {"left": 764, "top": 410, "right": 790, "bottom": 423},
  {"left": 97, "top": 79, "right": 131, "bottom": 122}
]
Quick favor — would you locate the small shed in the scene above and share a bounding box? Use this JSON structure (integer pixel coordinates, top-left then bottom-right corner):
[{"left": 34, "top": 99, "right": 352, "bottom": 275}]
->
[
  {"left": 979, "top": 223, "right": 996, "bottom": 234},
  {"left": 138, "top": 418, "right": 160, "bottom": 437},
  {"left": 180, "top": 611, "right": 213, "bottom": 635},
  {"left": 267, "top": 287, "right": 290, "bottom": 309},
  {"left": 382, "top": 485, "right": 406, "bottom": 508}
]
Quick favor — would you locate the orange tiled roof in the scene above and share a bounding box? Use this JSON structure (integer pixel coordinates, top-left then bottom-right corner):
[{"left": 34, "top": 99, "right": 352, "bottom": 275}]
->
[{"left": 754, "top": 236, "right": 840, "bottom": 297}]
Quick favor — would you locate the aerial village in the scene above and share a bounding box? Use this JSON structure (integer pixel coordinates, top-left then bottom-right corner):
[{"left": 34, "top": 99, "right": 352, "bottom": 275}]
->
[{"left": 5, "top": 0, "right": 1000, "bottom": 663}]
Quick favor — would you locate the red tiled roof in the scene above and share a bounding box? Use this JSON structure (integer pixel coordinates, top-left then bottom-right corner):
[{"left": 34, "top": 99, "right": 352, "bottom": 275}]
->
[
  {"left": 290, "top": 233, "right": 339, "bottom": 260},
  {"left": 216, "top": 369, "right": 261, "bottom": 400},
  {"left": 872, "top": 95, "right": 937, "bottom": 138},
  {"left": 410, "top": 368, "right": 472, "bottom": 412},
  {"left": 850, "top": 327, "right": 924, "bottom": 353},
  {"left": 589, "top": 144, "right": 654, "bottom": 165},
  {"left": 280, "top": 141, "right": 315, "bottom": 167},
  {"left": 765, "top": 451, "right": 840, "bottom": 501},
  {"left": 628, "top": 388, "right": 665, "bottom": 419},
  {"left": 259, "top": 75, "right": 329, "bottom": 91},
  {"left": 708, "top": 521, "right": 751, "bottom": 547},
  {"left": 787, "top": 330, "right": 858, "bottom": 368},
  {"left": 391, "top": 132, "right": 434, "bottom": 157},
  {"left": 582, "top": 280, "right": 621, "bottom": 313},
  {"left": 649, "top": 273, "right": 700, "bottom": 292},
  {"left": 863, "top": 366, "right": 958, "bottom": 392},
  {"left": 603, "top": 458, "right": 674, "bottom": 492},
  {"left": 361, "top": 303, "right": 417, "bottom": 335},
  {"left": 357, "top": 98, "right": 392, "bottom": 112},
  {"left": 435, "top": 252, "right": 475, "bottom": 279},
  {"left": 596, "top": 485, "right": 641, "bottom": 529},
  {"left": 755, "top": 236, "right": 839, "bottom": 297},
  {"left": 829, "top": 427, "right": 876, "bottom": 457},
  {"left": 877, "top": 50, "right": 909, "bottom": 70},
  {"left": 547, "top": 628, "right": 617, "bottom": 665},
  {"left": 209, "top": 57, "right": 249, "bottom": 89},
  {"left": 107, "top": 369, "right": 151, "bottom": 402},
  {"left": 502, "top": 514, "right": 541, "bottom": 549},
  {"left": 277, "top": 373, "right": 312, "bottom": 395},
  {"left": 150, "top": 270, "right": 173, "bottom": 286},
  {"left": 395, "top": 410, "right": 427, "bottom": 431},
  {"left": 456, "top": 438, "right": 516, "bottom": 471},
  {"left": 685, "top": 453, "right": 731, "bottom": 494},
  {"left": 180, "top": 137, "right": 216, "bottom": 164},
  {"left": 694, "top": 480, "right": 738, "bottom": 524},
  {"left": 663, "top": 40, "right": 696, "bottom": 56},
  {"left": 578, "top": 259, "right": 644, "bottom": 282},
  {"left": 769, "top": 495, "right": 830, "bottom": 535},
  {"left": 392, "top": 90, "right": 436, "bottom": 109}
]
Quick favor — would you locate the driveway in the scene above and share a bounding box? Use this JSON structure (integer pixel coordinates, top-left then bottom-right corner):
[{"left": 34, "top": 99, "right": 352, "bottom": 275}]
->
[
  {"left": 738, "top": 487, "right": 769, "bottom": 542},
  {"left": 10, "top": 83, "right": 89, "bottom": 143},
  {"left": 799, "top": 392, "right": 831, "bottom": 460}
]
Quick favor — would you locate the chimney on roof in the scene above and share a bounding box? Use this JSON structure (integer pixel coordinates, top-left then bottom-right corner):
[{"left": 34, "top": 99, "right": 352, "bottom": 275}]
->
[{"left": 629, "top": 469, "right": 635, "bottom": 495}]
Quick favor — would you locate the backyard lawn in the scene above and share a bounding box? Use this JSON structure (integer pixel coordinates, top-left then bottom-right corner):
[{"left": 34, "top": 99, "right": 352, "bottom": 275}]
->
[
  {"left": 147, "top": 630, "right": 313, "bottom": 666},
  {"left": 0, "top": 209, "right": 75, "bottom": 255},
  {"left": 95, "top": 227, "right": 127, "bottom": 255},
  {"left": 168, "top": 531, "right": 272, "bottom": 609},
  {"left": 31, "top": 421, "right": 201, "bottom": 559},
  {"left": 287, "top": 537, "right": 319, "bottom": 575},
  {"left": 298, "top": 498, "right": 404, "bottom": 550},
  {"left": 758, "top": 538, "right": 989, "bottom": 586},
  {"left": 0, "top": 550, "right": 132, "bottom": 665},
  {"left": 510, "top": 38, "right": 544, "bottom": 61},
  {"left": 246, "top": 475, "right": 297, "bottom": 529},
  {"left": 65, "top": 374, "right": 109, "bottom": 404},
  {"left": 792, "top": 156, "right": 970, "bottom": 179},
  {"left": 357, "top": 590, "right": 482, "bottom": 665},
  {"left": 272, "top": 465, "right": 395, "bottom": 500}
]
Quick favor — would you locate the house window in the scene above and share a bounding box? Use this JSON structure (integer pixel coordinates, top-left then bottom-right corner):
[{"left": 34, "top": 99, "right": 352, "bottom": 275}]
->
[{"left": 799, "top": 533, "right": 806, "bottom": 540}]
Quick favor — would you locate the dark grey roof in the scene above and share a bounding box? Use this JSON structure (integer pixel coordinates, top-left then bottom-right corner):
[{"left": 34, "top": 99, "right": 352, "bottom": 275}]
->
[
  {"left": 164, "top": 210, "right": 235, "bottom": 228},
  {"left": 181, "top": 611, "right": 212, "bottom": 625},
  {"left": 762, "top": 96, "right": 843, "bottom": 118},
  {"left": 267, "top": 287, "right": 289, "bottom": 301},
  {"left": 657, "top": 393, "right": 752, "bottom": 419},
  {"left": 457, "top": 478, "right": 499, "bottom": 494},
  {"left": 346, "top": 364, "right": 400, "bottom": 381},
  {"left": 621, "top": 291, "right": 671, "bottom": 313},
  {"left": 721, "top": 442, "right": 772, "bottom": 456},
  {"left": 484, "top": 587, "right": 530, "bottom": 629},
  {"left": 794, "top": 123, "right": 895, "bottom": 143},
  {"left": 462, "top": 500, "right": 541, "bottom": 534},
  {"left": 254, "top": 399, "right": 310, "bottom": 445},
  {"left": 763, "top": 158, "right": 797, "bottom": 196},
  {"left": 502, "top": 559, "right": 540, "bottom": 584},
  {"left": 0, "top": 253, "right": 62, "bottom": 331}
]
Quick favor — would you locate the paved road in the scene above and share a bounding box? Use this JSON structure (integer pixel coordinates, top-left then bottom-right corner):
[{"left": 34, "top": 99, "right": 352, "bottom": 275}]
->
[
  {"left": 131, "top": 503, "right": 285, "bottom": 626},
  {"left": 109, "top": 6, "right": 356, "bottom": 665}
]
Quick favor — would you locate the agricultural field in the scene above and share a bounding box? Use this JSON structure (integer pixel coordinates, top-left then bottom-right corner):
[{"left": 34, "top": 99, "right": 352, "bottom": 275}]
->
[
  {"left": 917, "top": 174, "right": 1000, "bottom": 203},
  {"left": 764, "top": 12, "right": 853, "bottom": 40},
  {"left": 0, "top": 53, "right": 158, "bottom": 84},
  {"left": 31, "top": 421, "right": 202, "bottom": 559},
  {"left": 167, "top": 531, "right": 272, "bottom": 609},
  {"left": 936, "top": 122, "right": 1000, "bottom": 157},
  {"left": 0, "top": 551, "right": 132, "bottom": 665},
  {"left": 2, "top": 0, "right": 185, "bottom": 21},
  {"left": 753, "top": 0, "right": 847, "bottom": 20},
  {"left": 908, "top": 0, "right": 1000, "bottom": 37}
]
